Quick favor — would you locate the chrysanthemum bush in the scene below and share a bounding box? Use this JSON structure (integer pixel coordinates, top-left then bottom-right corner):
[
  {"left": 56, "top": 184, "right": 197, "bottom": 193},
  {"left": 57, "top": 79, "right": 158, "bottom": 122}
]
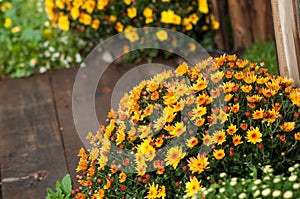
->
[
  {"left": 45, "top": 0, "right": 219, "bottom": 61},
  {"left": 50, "top": 55, "right": 300, "bottom": 198}
]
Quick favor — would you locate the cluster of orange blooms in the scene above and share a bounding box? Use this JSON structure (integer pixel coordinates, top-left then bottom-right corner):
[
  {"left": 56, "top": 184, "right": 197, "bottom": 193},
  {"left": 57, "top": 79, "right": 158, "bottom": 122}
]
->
[{"left": 71, "top": 55, "right": 300, "bottom": 198}]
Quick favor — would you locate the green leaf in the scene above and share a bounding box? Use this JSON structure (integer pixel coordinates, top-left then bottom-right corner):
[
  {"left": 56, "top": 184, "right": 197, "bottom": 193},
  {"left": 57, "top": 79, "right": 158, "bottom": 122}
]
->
[{"left": 61, "top": 174, "right": 72, "bottom": 194}]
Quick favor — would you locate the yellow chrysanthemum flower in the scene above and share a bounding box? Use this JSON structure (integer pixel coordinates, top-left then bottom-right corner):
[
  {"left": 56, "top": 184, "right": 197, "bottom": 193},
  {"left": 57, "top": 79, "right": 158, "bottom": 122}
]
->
[
  {"left": 143, "top": 7, "right": 153, "bottom": 18},
  {"left": 119, "top": 172, "right": 127, "bottom": 183},
  {"left": 156, "top": 29, "right": 168, "bottom": 41},
  {"left": 127, "top": 7, "right": 137, "bottom": 19},
  {"left": 58, "top": 15, "right": 70, "bottom": 31},
  {"left": 115, "top": 21, "right": 124, "bottom": 32},
  {"left": 4, "top": 18, "right": 12, "bottom": 28},
  {"left": 97, "top": 0, "right": 108, "bottom": 10},
  {"left": 124, "top": 0, "right": 131, "bottom": 5},
  {"left": 213, "top": 130, "right": 226, "bottom": 145},
  {"left": 145, "top": 183, "right": 159, "bottom": 199},
  {"left": 185, "top": 176, "right": 202, "bottom": 197},
  {"left": 202, "top": 134, "right": 213, "bottom": 146},
  {"left": 169, "top": 122, "right": 186, "bottom": 137},
  {"left": 246, "top": 127, "right": 262, "bottom": 144},
  {"left": 176, "top": 62, "right": 188, "bottom": 76},
  {"left": 79, "top": 13, "right": 92, "bottom": 25},
  {"left": 165, "top": 146, "right": 186, "bottom": 169},
  {"left": 198, "top": 0, "right": 208, "bottom": 14},
  {"left": 186, "top": 137, "right": 198, "bottom": 148},
  {"left": 213, "top": 149, "right": 225, "bottom": 160},
  {"left": 91, "top": 19, "right": 100, "bottom": 30}
]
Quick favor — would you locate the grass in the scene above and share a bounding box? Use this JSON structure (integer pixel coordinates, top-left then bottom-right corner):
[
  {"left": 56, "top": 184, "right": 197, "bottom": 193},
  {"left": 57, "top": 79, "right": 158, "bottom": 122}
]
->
[{"left": 243, "top": 40, "right": 279, "bottom": 75}]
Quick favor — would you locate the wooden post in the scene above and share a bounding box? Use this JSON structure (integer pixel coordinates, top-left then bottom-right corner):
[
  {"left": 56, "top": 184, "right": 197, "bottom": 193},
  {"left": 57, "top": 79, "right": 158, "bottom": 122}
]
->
[{"left": 271, "top": 0, "right": 300, "bottom": 86}]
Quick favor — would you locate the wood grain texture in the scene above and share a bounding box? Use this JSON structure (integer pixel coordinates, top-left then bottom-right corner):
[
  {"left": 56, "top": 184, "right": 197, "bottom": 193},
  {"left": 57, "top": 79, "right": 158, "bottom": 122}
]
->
[
  {"left": 0, "top": 75, "right": 68, "bottom": 198},
  {"left": 50, "top": 67, "right": 83, "bottom": 183},
  {"left": 271, "top": 0, "right": 300, "bottom": 85}
]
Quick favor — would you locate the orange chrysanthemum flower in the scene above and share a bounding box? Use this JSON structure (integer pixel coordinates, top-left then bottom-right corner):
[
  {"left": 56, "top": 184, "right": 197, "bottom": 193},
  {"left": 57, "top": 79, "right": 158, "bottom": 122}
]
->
[
  {"left": 227, "top": 124, "right": 238, "bottom": 135},
  {"left": 231, "top": 103, "right": 240, "bottom": 113},
  {"left": 241, "top": 85, "right": 252, "bottom": 93},
  {"left": 252, "top": 108, "right": 264, "bottom": 120},
  {"left": 232, "top": 134, "right": 243, "bottom": 146},
  {"left": 186, "top": 137, "right": 199, "bottom": 148},
  {"left": 295, "top": 132, "right": 300, "bottom": 140},
  {"left": 279, "top": 122, "right": 295, "bottom": 132},
  {"left": 240, "top": 123, "right": 248, "bottom": 131},
  {"left": 187, "top": 154, "right": 209, "bottom": 174}
]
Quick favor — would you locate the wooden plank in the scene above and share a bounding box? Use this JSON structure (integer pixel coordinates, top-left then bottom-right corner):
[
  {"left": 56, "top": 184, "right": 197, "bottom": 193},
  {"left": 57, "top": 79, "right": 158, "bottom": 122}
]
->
[
  {"left": 271, "top": 0, "right": 300, "bottom": 86},
  {"left": 251, "top": 0, "right": 268, "bottom": 41},
  {"left": 0, "top": 74, "right": 68, "bottom": 198},
  {"left": 211, "top": 0, "right": 230, "bottom": 51},
  {"left": 50, "top": 67, "right": 83, "bottom": 183},
  {"left": 228, "top": 0, "right": 253, "bottom": 50}
]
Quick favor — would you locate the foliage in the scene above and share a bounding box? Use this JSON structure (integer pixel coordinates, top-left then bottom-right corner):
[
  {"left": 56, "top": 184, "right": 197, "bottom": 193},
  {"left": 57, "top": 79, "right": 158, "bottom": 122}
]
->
[
  {"left": 46, "top": 174, "right": 72, "bottom": 199},
  {"left": 45, "top": 0, "right": 219, "bottom": 62},
  {"left": 64, "top": 55, "right": 300, "bottom": 198},
  {"left": 0, "top": 0, "right": 85, "bottom": 78},
  {"left": 243, "top": 40, "right": 279, "bottom": 75}
]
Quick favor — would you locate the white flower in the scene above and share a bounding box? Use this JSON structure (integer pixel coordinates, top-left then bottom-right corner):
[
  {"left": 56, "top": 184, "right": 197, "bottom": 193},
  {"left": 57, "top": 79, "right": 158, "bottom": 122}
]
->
[
  {"left": 43, "top": 41, "right": 49, "bottom": 48},
  {"left": 230, "top": 180, "right": 237, "bottom": 186},
  {"left": 253, "top": 190, "right": 260, "bottom": 197},
  {"left": 263, "top": 176, "right": 270, "bottom": 181},
  {"left": 44, "top": 51, "right": 51, "bottom": 58},
  {"left": 202, "top": 190, "right": 208, "bottom": 196},
  {"left": 272, "top": 190, "right": 281, "bottom": 198},
  {"left": 207, "top": 188, "right": 214, "bottom": 193},
  {"left": 288, "top": 175, "right": 297, "bottom": 182},
  {"left": 220, "top": 172, "right": 227, "bottom": 178},
  {"left": 283, "top": 191, "right": 293, "bottom": 199},
  {"left": 49, "top": 46, "right": 55, "bottom": 52},
  {"left": 231, "top": 177, "right": 238, "bottom": 182},
  {"left": 76, "top": 53, "right": 82, "bottom": 63},
  {"left": 263, "top": 165, "right": 272, "bottom": 173},
  {"left": 44, "top": 21, "right": 50, "bottom": 27},
  {"left": 293, "top": 183, "right": 300, "bottom": 189},
  {"left": 288, "top": 167, "right": 295, "bottom": 172},
  {"left": 273, "top": 177, "right": 281, "bottom": 183},
  {"left": 219, "top": 188, "right": 225, "bottom": 193},
  {"left": 254, "top": 179, "right": 262, "bottom": 185},
  {"left": 262, "top": 188, "right": 271, "bottom": 196},
  {"left": 238, "top": 193, "right": 247, "bottom": 199},
  {"left": 252, "top": 185, "right": 258, "bottom": 191},
  {"left": 66, "top": 56, "right": 73, "bottom": 62},
  {"left": 53, "top": 52, "right": 60, "bottom": 58},
  {"left": 294, "top": 163, "right": 299, "bottom": 168},
  {"left": 39, "top": 67, "right": 46, "bottom": 73}
]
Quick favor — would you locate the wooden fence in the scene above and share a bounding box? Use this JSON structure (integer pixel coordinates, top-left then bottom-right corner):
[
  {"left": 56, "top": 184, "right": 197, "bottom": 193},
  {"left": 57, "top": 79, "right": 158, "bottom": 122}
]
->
[{"left": 210, "top": 0, "right": 274, "bottom": 52}]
